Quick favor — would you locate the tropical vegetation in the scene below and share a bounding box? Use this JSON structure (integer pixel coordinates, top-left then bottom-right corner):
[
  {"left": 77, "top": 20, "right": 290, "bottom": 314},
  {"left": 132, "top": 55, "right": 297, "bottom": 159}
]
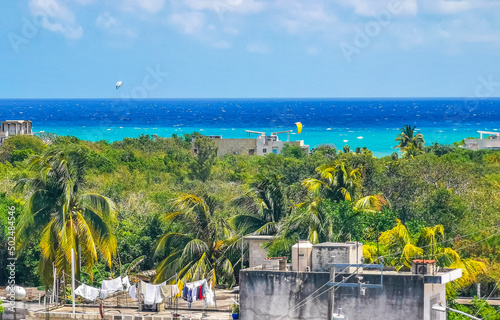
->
[{"left": 0, "top": 126, "right": 499, "bottom": 309}]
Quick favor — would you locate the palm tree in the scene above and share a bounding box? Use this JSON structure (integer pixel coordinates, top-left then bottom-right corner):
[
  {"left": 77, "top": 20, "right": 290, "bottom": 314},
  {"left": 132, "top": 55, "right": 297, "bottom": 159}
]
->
[
  {"left": 401, "top": 143, "right": 424, "bottom": 159},
  {"left": 287, "top": 161, "right": 383, "bottom": 244},
  {"left": 155, "top": 194, "right": 237, "bottom": 286},
  {"left": 378, "top": 219, "right": 423, "bottom": 269},
  {"left": 229, "top": 173, "right": 288, "bottom": 235},
  {"left": 342, "top": 145, "right": 351, "bottom": 154},
  {"left": 371, "top": 220, "right": 485, "bottom": 289},
  {"left": 395, "top": 125, "right": 425, "bottom": 150},
  {"left": 303, "top": 161, "right": 379, "bottom": 205},
  {"left": 15, "top": 146, "right": 117, "bottom": 285}
]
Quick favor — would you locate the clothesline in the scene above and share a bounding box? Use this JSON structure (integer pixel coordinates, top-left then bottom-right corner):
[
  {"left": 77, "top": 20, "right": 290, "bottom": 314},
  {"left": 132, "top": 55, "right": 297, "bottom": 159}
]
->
[
  {"left": 62, "top": 271, "right": 131, "bottom": 301},
  {"left": 60, "top": 270, "right": 216, "bottom": 309}
]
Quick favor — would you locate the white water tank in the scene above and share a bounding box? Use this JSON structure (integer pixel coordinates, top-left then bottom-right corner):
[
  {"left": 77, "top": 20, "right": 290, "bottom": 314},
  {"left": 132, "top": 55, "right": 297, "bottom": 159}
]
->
[{"left": 14, "top": 286, "right": 26, "bottom": 301}]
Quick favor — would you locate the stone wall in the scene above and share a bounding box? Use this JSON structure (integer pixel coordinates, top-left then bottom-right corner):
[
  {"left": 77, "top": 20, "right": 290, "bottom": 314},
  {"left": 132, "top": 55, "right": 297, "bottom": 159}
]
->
[{"left": 240, "top": 270, "right": 427, "bottom": 320}]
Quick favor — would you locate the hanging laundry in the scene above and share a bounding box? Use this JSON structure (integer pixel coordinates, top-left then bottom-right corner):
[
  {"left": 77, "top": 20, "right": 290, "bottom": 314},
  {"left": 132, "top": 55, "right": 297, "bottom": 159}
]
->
[
  {"left": 172, "top": 283, "right": 180, "bottom": 297},
  {"left": 99, "top": 290, "right": 109, "bottom": 299},
  {"left": 143, "top": 282, "right": 165, "bottom": 305},
  {"left": 122, "top": 276, "right": 131, "bottom": 290},
  {"left": 102, "top": 277, "right": 123, "bottom": 293},
  {"left": 74, "top": 284, "right": 100, "bottom": 301},
  {"left": 128, "top": 284, "right": 137, "bottom": 301},
  {"left": 176, "top": 280, "right": 184, "bottom": 299},
  {"left": 205, "top": 285, "right": 215, "bottom": 307},
  {"left": 160, "top": 284, "right": 173, "bottom": 299},
  {"left": 183, "top": 279, "right": 209, "bottom": 309}
]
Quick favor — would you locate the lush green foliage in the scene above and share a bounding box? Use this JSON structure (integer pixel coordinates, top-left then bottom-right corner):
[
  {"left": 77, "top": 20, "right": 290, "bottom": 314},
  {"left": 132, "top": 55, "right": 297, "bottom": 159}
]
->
[{"left": 0, "top": 130, "right": 498, "bottom": 304}]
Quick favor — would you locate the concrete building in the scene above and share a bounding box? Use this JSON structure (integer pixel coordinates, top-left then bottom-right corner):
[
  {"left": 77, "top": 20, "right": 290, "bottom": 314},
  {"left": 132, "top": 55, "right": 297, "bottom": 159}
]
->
[
  {"left": 291, "top": 241, "right": 313, "bottom": 272},
  {"left": 0, "top": 120, "right": 33, "bottom": 145},
  {"left": 197, "top": 130, "right": 310, "bottom": 157},
  {"left": 244, "top": 235, "right": 274, "bottom": 268},
  {"left": 464, "top": 131, "right": 500, "bottom": 150},
  {"left": 240, "top": 241, "right": 463, "bottom": 320},
  {"left": 312, "top": 242, "right": 363, "bottom": 273}
]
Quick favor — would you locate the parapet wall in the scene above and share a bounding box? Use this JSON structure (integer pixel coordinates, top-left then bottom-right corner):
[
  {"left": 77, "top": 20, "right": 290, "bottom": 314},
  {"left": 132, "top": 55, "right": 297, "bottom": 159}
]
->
[
  {"left": 240, "top": 270, "right": 426, "bottom": 320},
  {"left": 25, "top": 312, "right": 177, "bottom": 320}
]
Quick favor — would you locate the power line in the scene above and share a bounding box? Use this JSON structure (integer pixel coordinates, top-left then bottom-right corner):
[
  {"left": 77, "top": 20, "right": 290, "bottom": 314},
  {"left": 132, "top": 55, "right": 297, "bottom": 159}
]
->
[
  {"left": 280, "top": 269, "right": 361, "bottom": 319},
  {"left": 474, "top": 278, "right": 500, "bottom": 318}
]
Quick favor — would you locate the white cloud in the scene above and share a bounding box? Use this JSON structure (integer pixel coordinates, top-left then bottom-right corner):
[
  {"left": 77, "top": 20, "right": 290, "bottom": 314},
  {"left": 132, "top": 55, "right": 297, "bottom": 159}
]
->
[
  {"left": 29, "top": 0, "right": 84, "bottom": 39},
  {"left": 169, "top": 12, "right": 205, "bottom": 34},
  {"left": 96, "top": 13, "right": 117, "bottom": 29},
  {"left": 183, "top": 0, "right": 266, "bottom": 14},
  {"left": 213, "top": 40, "right": 231, "bottom": 48},
  {"left": 275, "top": 0, "right": 336, "bottom": 34},
  {"left": 246, "top": 43, "right": 269, "bottom": 53},
  {"left": 122, "top": 0, "right": 165, "bottom": 13},
  {"left": 95, "top": 12, "right": 137, "bottom": 38},
  {"left": 334, "top": 0, "right": 417, "bottom": 16}
]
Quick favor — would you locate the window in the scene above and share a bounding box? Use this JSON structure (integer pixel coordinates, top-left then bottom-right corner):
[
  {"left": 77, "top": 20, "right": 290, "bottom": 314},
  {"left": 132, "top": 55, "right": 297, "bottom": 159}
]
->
[
  {"left": 263, "top": 148, "right": 267, "bottom": 153},
  {"left": 248, "top": 149, "right": 255, "bottom": 155}
]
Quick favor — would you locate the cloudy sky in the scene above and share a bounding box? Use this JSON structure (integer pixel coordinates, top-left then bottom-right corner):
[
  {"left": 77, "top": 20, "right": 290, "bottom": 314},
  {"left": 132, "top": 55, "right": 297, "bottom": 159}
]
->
[{"left": 1, "top": 0, "right": 500, "bottom": 98}]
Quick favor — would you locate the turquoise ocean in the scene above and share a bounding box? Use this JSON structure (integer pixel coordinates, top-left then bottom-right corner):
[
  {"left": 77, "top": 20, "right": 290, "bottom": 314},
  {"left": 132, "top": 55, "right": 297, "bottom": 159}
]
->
[{"left": 1, "top": 98, "right": 499, "bottom": 157}]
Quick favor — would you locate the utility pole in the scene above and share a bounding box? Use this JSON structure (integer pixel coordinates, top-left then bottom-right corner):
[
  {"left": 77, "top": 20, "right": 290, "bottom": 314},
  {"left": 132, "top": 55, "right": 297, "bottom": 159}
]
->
[
  {"left": 52, "top": 262, "right": 56, "bottom": 306},
  {"left": 328, "top": 256, "right": 335, "bottom": 320},
  {"left": 71, "top": 248, "right": 76, "bottom": 314}
]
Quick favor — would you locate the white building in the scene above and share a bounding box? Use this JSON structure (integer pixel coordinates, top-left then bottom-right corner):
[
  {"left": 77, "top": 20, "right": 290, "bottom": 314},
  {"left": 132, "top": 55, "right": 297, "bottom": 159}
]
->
[
  {"left": 0, "top": 120, "right": 33, "bottom": 145},
  {"left": 464, "top": 131, "right": 500, "bottom": 150},
  {"left": 198, "top": 130, "right": 310, "bottom": 157}
]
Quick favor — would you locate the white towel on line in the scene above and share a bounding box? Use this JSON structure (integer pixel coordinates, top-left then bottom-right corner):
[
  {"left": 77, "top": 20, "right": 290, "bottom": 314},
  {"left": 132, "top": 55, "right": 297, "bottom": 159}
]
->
[
  {"left": 122, "top": 276, "right": 131, "bottom": 290},
  {"left": 144, "top": 283, "right": 163, "bottom": 305},
  {"left": 74, "top": 284, "right": 100, "bottom": 301},
  {"left": 102, "top": 277, "right": 123, "bottom": 292},
  {"left": 128, "top": 283, "right": 137, "bottom": 301}
]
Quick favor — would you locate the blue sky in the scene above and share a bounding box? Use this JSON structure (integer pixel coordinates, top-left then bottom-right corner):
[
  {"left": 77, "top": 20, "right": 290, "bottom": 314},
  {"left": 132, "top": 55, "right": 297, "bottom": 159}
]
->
[{"left": 1, "top": 0, "right": 500, "bottom": 98}]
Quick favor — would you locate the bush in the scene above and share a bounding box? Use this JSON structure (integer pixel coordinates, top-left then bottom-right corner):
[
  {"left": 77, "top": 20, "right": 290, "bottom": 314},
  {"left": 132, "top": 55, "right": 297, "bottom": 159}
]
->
[{"left": 10, "top": 149, "right": 34, "bottom": 163}]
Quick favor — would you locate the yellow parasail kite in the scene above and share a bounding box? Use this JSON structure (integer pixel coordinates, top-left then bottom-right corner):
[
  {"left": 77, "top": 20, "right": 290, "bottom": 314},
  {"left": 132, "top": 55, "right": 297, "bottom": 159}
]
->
[{"left": 295, "top": 122, "right": 302, "bottom": 134}]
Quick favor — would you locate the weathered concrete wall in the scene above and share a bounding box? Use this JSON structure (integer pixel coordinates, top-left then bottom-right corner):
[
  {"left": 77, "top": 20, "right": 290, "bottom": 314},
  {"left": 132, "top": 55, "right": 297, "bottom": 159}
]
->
[
  {"left": 423, "top": 283, "right": 446, "bottom": 320},
  {"left": 312, "top": 243, "right": 363, "bottom": 272},
  {"left": 25, "top": 312, "right": 176, "bottom": 320},
  {"left": 248, "top": 239, "right": 271, "bottom": 268},
  {"left": 240, "top": 270, "right": 425, "bottom": 320},
  {"left": 240, "top": 271, "right": 330, "bottom": 320},
  {"left": 213, "top": 139, "right": 257, "bottom": 156}
]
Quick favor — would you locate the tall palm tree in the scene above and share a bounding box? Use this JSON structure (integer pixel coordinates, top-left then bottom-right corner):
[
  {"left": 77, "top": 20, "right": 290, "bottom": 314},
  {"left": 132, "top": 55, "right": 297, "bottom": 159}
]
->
[
  {"left": 155, "top": 194, "right": 237, "bottom": 286},
  {"left": 395, "top": 125, "right": 425, "bottom": 150},
  {"left": 15, "top": 146, "right": 117, "bottom": 285},
  {"left": 229, "top": 173, "right": 288, "bottom": 235},
  {"left": 287, "top": 161, "right": 383, "bottom": 244}
]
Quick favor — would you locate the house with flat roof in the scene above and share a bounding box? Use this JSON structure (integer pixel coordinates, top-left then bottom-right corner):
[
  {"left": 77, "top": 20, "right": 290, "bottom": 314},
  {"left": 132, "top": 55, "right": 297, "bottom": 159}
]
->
[
  {"left": 464, "top": 131, "right": 500, "bottom": 150},
  {"left": 194, "top": 130, "right": 310, "bottom": 157},
  {"left": 240, "top": 240, "right": 463, "bottom": 320},
  {"left": 0, "top": 120, "right": 33, "bottom": 145}
]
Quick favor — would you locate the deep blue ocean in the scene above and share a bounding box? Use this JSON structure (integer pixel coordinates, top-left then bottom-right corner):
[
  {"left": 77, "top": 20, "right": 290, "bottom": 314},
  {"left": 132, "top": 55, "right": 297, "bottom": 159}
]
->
[{"left": 1, "top": 98, "right": 499, "bottom": 157}]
